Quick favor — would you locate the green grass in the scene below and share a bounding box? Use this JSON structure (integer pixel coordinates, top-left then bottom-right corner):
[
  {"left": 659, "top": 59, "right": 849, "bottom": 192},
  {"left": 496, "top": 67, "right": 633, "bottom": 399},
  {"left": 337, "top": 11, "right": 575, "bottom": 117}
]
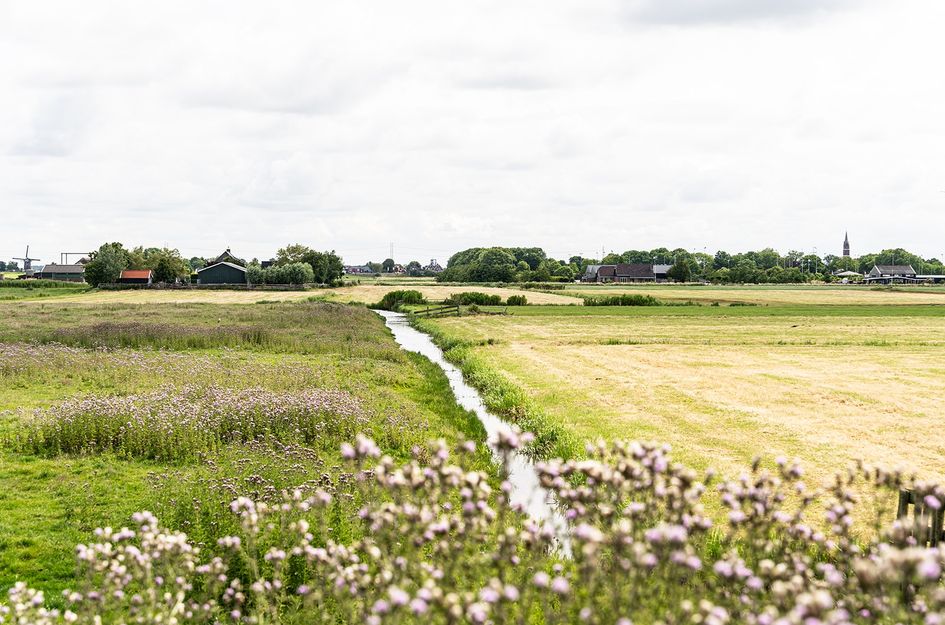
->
[
  {"left": 476, "top": 303, "right": 945, "bottom": 318},
  {"left": 0, "top": 453, "right": 161, "bottom": 604},
  {"left": 0, "top": 300, "right": 491, "bottom": 600}
]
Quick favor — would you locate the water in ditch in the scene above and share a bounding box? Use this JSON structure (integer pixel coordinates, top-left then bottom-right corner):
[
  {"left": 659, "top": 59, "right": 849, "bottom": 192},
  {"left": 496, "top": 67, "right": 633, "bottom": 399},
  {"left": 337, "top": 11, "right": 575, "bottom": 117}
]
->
[{"left": 376, "top": 310, "right": 568, "bottom": 546}]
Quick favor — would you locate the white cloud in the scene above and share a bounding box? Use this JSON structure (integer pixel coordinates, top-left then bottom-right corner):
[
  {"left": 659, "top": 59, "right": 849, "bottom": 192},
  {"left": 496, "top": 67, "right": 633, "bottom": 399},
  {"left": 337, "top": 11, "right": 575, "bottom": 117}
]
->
[{"left": 2, "top": 0, "right": 945, "bottom": 264}]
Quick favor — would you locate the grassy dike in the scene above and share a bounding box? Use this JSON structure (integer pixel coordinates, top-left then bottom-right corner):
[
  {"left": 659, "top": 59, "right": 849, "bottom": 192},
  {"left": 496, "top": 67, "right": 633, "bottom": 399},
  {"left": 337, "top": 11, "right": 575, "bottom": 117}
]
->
[{"left": 411, "top": 315, "right": 581, "bottom": 461}]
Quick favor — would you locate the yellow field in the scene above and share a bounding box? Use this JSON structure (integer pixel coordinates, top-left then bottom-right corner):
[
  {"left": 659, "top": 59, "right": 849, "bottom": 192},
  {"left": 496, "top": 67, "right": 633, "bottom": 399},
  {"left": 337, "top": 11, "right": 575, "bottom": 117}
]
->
[
  {"left": 427, "top": 299, "right": 945, "bottom": 494},
  {"left": 323, "top": 284, "right": 582, "bottom": 306},
  {"left": 567, "top": 284, "right": 945, "bottom": 306},
  {"left": 26, "top": 284, "right": 581, "bottom": 305}
]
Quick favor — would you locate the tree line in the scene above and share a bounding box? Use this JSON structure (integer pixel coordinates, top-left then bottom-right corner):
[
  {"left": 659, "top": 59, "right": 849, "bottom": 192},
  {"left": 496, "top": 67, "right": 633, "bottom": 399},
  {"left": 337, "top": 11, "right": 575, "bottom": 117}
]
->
[
  {"left": 82, "top": 242, "right": 343, "bottom": 287},
  {"left": 436, "top": 246, "right": 945, "bottom": 284}
]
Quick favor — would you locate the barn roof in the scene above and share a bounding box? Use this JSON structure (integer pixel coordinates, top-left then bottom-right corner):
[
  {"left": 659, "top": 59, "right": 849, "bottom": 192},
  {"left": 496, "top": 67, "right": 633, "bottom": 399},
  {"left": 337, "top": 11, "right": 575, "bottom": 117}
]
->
[
  {"left": 120, "top": 269, "right": 152, "bottom": 279},
  {"left": 39, "top": 264, "right": 85, "bottom": 274},
  {"left": 874, "top": 265, "right": 916, "bottom": 275},
  {"left": 211, "top": 249, "right": 245, "bottom": 266},
  {"left": 597, "top": 265, "right": 616, "bottom": 277},
  {"left": 615, "top": 263, "right": 654, "bottom": 278},
  {"left": 197, "top": 261, "right": 247, "bottom": 274}
]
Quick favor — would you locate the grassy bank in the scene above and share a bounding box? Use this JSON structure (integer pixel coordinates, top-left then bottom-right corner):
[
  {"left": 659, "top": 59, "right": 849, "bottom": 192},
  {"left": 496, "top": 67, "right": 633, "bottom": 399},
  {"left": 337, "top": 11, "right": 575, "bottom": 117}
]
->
[{"left": 0, "top": 300, "right": 490, "bottom": 600}]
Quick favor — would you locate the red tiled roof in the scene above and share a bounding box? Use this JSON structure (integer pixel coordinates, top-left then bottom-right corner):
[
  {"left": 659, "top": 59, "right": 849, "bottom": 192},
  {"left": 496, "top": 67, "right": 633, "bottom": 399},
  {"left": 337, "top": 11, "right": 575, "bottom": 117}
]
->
[{"left": 120, "top": 270, "right": 152, "bottom": 279}]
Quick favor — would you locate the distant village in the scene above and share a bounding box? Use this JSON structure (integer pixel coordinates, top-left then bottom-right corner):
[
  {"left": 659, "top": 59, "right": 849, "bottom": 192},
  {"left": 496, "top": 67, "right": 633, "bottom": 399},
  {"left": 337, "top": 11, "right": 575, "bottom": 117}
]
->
[{"left": 3, "top": 233, "right": 944, "bottom": 286}]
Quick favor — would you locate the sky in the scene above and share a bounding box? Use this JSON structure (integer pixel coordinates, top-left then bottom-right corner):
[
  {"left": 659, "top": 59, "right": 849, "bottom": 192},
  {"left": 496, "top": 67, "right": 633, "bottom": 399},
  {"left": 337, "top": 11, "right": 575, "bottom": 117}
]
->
[{"left": 2, "top": 0, "right": 945, "bottom": 266}]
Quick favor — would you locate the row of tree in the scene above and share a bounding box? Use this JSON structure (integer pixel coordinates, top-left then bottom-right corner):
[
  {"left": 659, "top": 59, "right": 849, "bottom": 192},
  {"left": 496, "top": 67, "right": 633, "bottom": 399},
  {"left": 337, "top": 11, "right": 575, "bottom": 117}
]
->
[
  {"left": 84, "top": 243, "right": 192, "bottom": 286},
  {"left": 82, "top": 242, "right": 344, "bottom": 287},
  {"left": 266, "top": 244, "right": 344, "bottom": 285},
  {"left": 438, "top": 248, "right": 575, "bottom": 283},
  {"left": 356, "top": 259, "right": 441, "bottom": 277},
  {"left": 437, "top": 246, "right": 945, "bottom": 284},
  {"left": 0, "top": 261, "right": 21, "bottom": 272}
]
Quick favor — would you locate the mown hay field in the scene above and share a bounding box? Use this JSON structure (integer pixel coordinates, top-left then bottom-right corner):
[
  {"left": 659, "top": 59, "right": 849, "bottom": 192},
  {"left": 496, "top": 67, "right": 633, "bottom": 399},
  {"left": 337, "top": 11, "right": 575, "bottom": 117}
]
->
[
  {"left": 566, "top": 283, "right": 945, "bottom": 305},
  {"left": 423, "top": 291, "right": 945, "bottom": 492},
  {"left": 323, "top": 283, "right": 582, "bottom": 305}
]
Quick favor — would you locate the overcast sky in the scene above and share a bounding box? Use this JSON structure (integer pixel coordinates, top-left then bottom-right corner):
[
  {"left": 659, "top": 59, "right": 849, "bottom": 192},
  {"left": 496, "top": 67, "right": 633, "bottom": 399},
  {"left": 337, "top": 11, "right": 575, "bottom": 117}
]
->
[{"left": 3, "top": 0, "right": 944, "bottom": 265}]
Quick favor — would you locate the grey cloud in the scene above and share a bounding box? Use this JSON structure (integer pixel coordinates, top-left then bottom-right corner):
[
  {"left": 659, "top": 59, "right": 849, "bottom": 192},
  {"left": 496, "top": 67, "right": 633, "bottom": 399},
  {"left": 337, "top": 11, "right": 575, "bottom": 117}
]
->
[
  {"left": 626, "top": 0, "right": 859, "bottom": 25},
  {"left": 458, "top": 71, "right": 556, "bottom": 91},
  {"left": 179, "top": 55, "right": 400, "bottom": 117}
]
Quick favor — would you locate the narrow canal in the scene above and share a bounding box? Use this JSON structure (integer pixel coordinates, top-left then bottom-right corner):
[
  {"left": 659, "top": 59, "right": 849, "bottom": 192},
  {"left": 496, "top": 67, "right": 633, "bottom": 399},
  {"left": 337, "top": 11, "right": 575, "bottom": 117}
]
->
[{"left": 375, "top": 310, "right": 568, "bottom": 545}]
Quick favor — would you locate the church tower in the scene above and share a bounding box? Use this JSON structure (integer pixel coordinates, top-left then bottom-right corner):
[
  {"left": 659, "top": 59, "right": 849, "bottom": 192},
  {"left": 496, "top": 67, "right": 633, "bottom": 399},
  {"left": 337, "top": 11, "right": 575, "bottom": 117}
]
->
[{"left": 843, "top": 232, "right": 850, "bottom": 258}]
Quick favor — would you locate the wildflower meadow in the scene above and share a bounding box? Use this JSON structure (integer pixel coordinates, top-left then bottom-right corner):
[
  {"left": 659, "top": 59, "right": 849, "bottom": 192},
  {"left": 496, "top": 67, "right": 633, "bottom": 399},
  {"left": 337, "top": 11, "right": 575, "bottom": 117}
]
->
[
  {"left": 2, "top": 298, "right": 944, "bottom": 624},
  {"left": 4, "top": 431, "right": 945, "bottom": 624}
]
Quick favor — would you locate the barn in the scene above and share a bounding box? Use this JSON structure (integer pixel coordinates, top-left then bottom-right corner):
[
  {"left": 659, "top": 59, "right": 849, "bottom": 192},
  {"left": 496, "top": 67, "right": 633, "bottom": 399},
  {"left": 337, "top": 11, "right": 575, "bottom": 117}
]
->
[
  {"left": 36, "top": 264, "right": 86, "bottom": 282},
  {"left": 119, "top": 269, "right": 153, "bottom": 285},
  {"left": 197, "top": 261, "right": 247, "bottom": 285}
]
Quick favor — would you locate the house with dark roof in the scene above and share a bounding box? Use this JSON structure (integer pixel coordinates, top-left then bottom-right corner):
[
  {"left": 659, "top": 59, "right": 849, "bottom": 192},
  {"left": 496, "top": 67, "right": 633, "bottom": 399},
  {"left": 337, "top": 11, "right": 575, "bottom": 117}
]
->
[
  {"left": 197, "top": 261, "right": 247, "bottom": 285},
  {"left": 210, "top": 249, "right": 245, "bottom": 267},
  {"left": 36, "top": 263, "right": 86, "bottom": 282},
  {"left": 584, "top": 263, "right": 682, "bottom": 283},
  {"left": 865, "top": 265, "right": 917, "bottom": 284},
  {"left": 423, "top": 259, "right": 444, "bottom": 274},
  {"left": 118, "top": 269, "right": 153, "bottom": 285},
  {"left": 865, "top": 264, "right": 945, "bottom": 284},
  {"left": 614, "top": 263, "right": 655, "bottom": 282}
]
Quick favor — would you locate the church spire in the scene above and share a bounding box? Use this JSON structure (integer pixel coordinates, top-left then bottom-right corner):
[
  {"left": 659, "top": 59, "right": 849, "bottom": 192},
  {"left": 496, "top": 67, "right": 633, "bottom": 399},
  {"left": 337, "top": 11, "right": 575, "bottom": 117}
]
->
[{"left": 843, "top": 231, "right": 850, "bottom": 257}]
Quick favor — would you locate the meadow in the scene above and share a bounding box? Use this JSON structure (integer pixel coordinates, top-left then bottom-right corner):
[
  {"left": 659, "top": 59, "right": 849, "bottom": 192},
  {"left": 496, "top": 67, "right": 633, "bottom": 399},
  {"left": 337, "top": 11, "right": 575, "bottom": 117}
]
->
[
  {"left": 418, "top": 287, "right": 945, "bottom": 496},
  {"left": 5, "top": 284, "right": 945, "bottom": 623},
  {"left": 0, "top": 298, "right": 489, "bottom": 603},
  {"left": 565, "top": 282, "right": 945, "bottom": 306}
]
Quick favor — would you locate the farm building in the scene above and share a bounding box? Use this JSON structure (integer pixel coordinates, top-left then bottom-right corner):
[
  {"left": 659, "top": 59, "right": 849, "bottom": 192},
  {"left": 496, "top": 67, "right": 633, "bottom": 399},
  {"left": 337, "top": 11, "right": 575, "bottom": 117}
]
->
[
  {"left": 197, "top": 261, "right": 247, "bottom": 285},
  {"left": 36, "top": 263, "right": 85, "bottom": 282},
  {"left": 653, "top": 264, "right": 672, "bottom": 282},
  {"left": 863, "top": 265, "right": 945, "bottom": 285},
  {"left": 210, "top": 249, "right": 245, "bottom": 266},
  {"left": 423, "top": 259, "right": 444, "bottom": 273},
  {"left": 119, "top": 270, "right": 153, "bottom": 285},
  {"left": 584, "top": 264, "right": 656, "bottom": 283}
]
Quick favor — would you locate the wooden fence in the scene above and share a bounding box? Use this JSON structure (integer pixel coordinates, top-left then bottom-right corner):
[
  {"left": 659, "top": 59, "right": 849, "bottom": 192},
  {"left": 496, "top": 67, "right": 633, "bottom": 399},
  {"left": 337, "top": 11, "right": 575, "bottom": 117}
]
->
[
  {"left": 413, "top": 304, "right": 460, "bottom": 318},
  {"left": 897, "top": 489, "right": 945, "bottom": 547}
]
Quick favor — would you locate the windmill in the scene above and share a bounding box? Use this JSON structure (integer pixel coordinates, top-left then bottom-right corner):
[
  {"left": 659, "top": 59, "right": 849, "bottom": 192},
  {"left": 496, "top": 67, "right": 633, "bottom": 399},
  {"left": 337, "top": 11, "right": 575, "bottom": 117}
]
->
[{"left": 13, "top": 246, "right": 40, "bottom": 277}]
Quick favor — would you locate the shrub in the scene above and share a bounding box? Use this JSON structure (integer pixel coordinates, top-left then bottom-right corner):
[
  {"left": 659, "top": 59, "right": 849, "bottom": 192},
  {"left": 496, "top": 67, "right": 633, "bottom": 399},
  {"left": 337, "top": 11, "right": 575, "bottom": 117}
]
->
[
  {"left": 505, "top": 295, "right": 527, "bottom": 306},
  {"left": 521, "top": 282, "right": 566, "bottom": 290},
  {"left": 374, "top": 290, "right": 427, "bottom": 310},
  {"left": 584, "top": 294, "right": 662, "bottom": 306},
  {"left": 247, "top": 262, "right": 314, "bottom": 285},
  {"left": 445, "top": 292, "right": 503, "bottom": 306},
  {"left": 0, "top": 279, "right": 85, "bottom": 289},
  {"left": 12, "top": 432, "right": 945, "bottom": 625}
]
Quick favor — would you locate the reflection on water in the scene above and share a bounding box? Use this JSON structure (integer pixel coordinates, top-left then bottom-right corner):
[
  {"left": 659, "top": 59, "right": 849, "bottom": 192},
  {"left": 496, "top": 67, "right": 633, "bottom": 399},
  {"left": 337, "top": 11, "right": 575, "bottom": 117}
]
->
[{"left": 376, "top": 310, "right": 568, "bottom": 547}]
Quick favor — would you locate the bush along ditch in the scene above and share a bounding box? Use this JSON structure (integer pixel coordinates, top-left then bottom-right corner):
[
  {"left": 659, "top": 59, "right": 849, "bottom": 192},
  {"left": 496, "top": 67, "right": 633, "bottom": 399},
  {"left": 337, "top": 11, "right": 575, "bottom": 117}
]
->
[
  {"left": 444, "top": 292, "right": 503, "bottom": 306},
  {"left": 411, "top": 317, "right": 578, "bottom": 461},
  {"left": 374, "top": 290, "right": 427, "bottom": 311},
  {"left": 583, "top": 293, "right": 662, "bottom": 306},
  {"left": 7, "top": 432, "right": 945, "bottom": 624}
]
